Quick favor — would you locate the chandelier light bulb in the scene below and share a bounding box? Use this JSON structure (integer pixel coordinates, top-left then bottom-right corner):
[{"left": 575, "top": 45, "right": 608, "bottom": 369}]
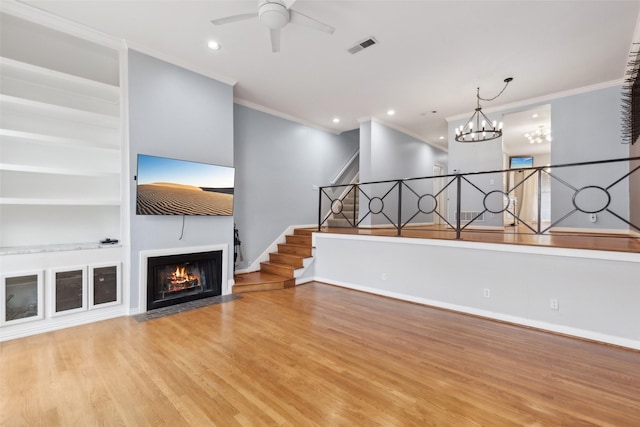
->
[{"left": 499, "top": 122, "right": 503, "bottom": 130}]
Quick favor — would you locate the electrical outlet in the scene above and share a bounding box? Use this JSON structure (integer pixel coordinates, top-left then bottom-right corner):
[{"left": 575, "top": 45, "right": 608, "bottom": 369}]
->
[
  {"left": 483, "top": 288, "right": 491, "bottom": 298},
  {"left": 590, "top": 213, "right": 597, "bottom": 223},
  {"left": 381, "top": 272, "right": 388, "bottom": 281},
  {"left": 550, "top": 298, "right": 559, "bottom": 310}
]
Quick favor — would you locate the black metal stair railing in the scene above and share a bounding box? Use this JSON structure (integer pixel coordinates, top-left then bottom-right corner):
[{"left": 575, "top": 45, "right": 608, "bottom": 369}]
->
[{"left": 318, "top": 156, "right": 640, "bottom": 239}]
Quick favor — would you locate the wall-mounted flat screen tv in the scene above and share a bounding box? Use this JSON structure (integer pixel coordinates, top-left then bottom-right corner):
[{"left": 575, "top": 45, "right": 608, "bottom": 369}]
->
[
  {"left": 136, "top": 154, "right": 234, "bottom": 216},
  {"left": 509, "top": 156, "right": 534, "bottom": 169}
]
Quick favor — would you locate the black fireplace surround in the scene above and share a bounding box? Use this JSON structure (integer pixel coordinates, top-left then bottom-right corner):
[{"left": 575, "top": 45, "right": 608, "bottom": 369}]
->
[{"left": 147, "top": 250, "right": 222, "bottom": 311}]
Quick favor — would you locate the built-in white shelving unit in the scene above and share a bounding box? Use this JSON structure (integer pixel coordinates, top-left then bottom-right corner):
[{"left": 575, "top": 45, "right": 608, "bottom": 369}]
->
[
  {"left": 0, "top": 9, "right": 128, "bottom": 341},
  {"left": 0, "top": 12, "right": 122, "bottom": 248}
]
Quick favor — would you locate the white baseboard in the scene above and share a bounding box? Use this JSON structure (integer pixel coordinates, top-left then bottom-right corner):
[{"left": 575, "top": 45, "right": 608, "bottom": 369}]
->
[
  {"left": 550, "top": 227, "right": 632, "bottom": 235},
  {"left": 0, "top": 306, "right": 127, "bottom": 342},
  {"left": 314, "top": 277, "right": 640, "bottom": 351},
  {"left": 461, "top": 224, "right": 505, "bottom": 231},
  {"left": 295, "top": 276, "right": 316, "bottom": 285}
]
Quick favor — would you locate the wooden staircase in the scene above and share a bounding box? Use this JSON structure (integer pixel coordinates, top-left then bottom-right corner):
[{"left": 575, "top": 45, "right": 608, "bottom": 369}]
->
[{"left": 232, "top": 228, "right": 314, "bottom": 293}]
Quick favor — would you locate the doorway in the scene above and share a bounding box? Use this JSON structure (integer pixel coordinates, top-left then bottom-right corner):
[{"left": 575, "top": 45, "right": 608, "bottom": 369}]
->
[{"left": 501, "top": 105, "right": 552, "bottom": 229}]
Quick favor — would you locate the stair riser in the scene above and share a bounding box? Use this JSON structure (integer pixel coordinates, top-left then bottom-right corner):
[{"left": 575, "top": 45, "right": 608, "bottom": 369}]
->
[
  {"left": 278, "top": 244, "right": 313, "bottom": 257},
  {"left": 293, "top": 228, "right": 314, "bottom": 236},
  {"left": 269, "top": 253, "right": 303, "bottom": 268},
  {"left": 286, "top": 235, "right": 312, "bottom": 246}
]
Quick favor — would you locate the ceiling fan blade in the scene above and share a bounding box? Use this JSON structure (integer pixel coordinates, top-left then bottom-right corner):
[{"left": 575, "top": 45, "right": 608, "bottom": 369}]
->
[
  {"left": 211, "top": 13, "right": 257, "bottom": 26},
  {"left": 289, "top": 9, "right": 335, "bottom": 34},
  {"left": 270, "top": 29, "right": 281, "bottom": 53}
]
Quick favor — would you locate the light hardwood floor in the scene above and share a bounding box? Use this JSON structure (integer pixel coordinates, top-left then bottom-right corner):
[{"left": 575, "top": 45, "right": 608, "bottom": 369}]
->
[{"left": 2, "top": 282, "right": 639, "bottom": 426}]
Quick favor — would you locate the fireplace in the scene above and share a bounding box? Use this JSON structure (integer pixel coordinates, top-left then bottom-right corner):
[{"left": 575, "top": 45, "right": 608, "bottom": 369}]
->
[{"left": 146, "top": 250, "right": 222, "bottom": 310}]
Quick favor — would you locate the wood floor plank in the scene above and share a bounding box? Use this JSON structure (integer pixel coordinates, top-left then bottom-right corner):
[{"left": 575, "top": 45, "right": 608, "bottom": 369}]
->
[{"left": 2, "top": 282, "right": 639, "bottom": 426}]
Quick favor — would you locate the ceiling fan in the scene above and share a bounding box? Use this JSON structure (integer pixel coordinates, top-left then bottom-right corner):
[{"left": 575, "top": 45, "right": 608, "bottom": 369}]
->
[{"left": 211, "top": 0, "right": 335, "bottom": 53}]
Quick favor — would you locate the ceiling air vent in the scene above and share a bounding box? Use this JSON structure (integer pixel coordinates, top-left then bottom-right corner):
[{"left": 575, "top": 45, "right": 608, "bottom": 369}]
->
[{"left": 348, "top": 37, "right": 378, "bottom": 54}]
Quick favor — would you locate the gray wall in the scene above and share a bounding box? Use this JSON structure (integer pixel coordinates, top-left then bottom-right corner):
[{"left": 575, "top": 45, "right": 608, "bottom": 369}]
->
[
  {"left": 631, "top": 141, "right": 640, "bottom": 233},
  {"left": 446, "top": 125, "right": 505, "bottom": 227},
  {"left": 314, "top": 234, "right": 640, "bottom": 349},
  {"left": 550, "top": 85, "right": 629, "bottom": 229},
  {"left": 233, "top": 104, "right": 359, "bottom": 270},
  {"left": 447, "top": 84, "right": 630, "bottom": 231},
  {"left": 128, "top": 50, "right": 234, "bottom": 310},
  {"left": 359, "top": 120, "right": 448, "bottom": 226}
]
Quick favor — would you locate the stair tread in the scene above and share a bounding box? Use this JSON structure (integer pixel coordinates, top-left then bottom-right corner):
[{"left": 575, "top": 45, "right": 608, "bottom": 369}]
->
[
  {"left": 234, "top": 271, "right": 292, "bottom": 286},
  {"left": 260, "top": 261, "right": 297, "bottom": 270},
  {"left": 271, "top": 252, "right": 305, "bottom": 260},
  {"left": 280, "top": 242, "right": 311, "bottom": 248}
]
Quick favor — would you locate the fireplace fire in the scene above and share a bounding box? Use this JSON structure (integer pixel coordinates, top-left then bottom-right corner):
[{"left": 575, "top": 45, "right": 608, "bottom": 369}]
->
[
  {"left": 162, "top": 265, "right": 201, "bottom": 297},
  {"left": 147, "top": 250, "right": 222, "bottom": 310}
]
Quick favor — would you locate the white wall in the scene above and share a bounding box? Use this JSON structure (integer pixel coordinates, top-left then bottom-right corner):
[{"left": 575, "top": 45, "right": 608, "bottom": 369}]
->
[
  {"left": 313, "top": 233, "right": 640, "bottom": 349},
  {"left": 128, "top": 50, "right": 234, "bottom": 311}
]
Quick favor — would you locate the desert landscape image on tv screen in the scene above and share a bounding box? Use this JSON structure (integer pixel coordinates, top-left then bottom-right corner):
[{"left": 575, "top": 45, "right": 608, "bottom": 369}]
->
[{"left": 136, "top": 154, "right": 235, "bottom": 216}]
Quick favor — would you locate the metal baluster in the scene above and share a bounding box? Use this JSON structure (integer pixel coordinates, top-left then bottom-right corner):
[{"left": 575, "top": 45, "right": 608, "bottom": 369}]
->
[
  {"left": 397, "top": 180, "right": 402, "bottom": 236},
  {"left": 456, "top": 174, "right": 462, "bottom": 239}
]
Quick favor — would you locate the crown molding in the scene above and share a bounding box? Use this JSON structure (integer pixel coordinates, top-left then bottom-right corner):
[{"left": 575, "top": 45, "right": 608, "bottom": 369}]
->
[
  {"left": 233, "top": 98, "right": 341, "bottom": 135},
  {"left": 445, "top": 79, "right": 624, "bottom": 123},
  {"left": 4, "top": 0, "right": 125, "bottom": 50}
]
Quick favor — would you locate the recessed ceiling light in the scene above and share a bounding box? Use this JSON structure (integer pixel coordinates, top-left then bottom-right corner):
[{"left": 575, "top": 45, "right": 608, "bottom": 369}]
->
[
  {"left": 208, "top": 41, "right": 221, "bottom": 50},
  {"left": 387, "top": 109, "right": 395, "bottom": 116},
  {"left": 439, "top": 136, "right": 445, "bottom": 140},
  {"left": 332, "top": 118, "right": 340, "bottom": 123},
  {"left": 532, "top": 113, "right": 539, "bottom": 118}
]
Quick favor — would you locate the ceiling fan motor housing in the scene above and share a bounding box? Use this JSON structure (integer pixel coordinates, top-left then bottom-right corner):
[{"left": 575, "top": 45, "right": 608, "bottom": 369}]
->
[{"left": 259, "top": 2, "right": 290, "bottom": 30}]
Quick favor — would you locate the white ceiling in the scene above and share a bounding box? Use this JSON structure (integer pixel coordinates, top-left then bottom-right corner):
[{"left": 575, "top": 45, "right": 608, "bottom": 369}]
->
[{"left": 18, "top": 0, "right": 640, "bottom": 151}]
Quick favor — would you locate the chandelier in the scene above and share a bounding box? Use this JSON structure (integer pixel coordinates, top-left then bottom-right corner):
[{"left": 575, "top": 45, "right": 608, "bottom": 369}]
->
[
  {"left": 455, "top": 77, "right": 513, "bottom": 143},
  {"left": 526, "top": 126, "right": 552, "bottom": 144}
]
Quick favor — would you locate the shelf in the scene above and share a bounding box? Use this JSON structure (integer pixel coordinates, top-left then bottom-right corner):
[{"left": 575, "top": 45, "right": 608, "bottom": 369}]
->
[
  {"left": 0, "top": 15, "right": 123, "bottom": 257},
  {"left": 0, "top": 129, "right": 118, "bottom": 151},
  {"left": 0, "top": 163, "right": 119, "bottom": 177},
  {"left": 0, "top": 56, "right": 119, "bottom": 103},
  {"left": 0, "top": 198, "right": 120, "bottom": 206},
  {"left": 0, "top": 94, "right": 119, "bottom": 128},
  {"left": 0, "top": 242, "right": 122, "bottom": 256}
]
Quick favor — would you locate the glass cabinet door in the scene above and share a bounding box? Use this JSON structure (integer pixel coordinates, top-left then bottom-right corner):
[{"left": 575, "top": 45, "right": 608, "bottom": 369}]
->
[
  {"left": 52, "top": 267, "right": 87, "bottom": 316},
  {"left": 90, "top": 264, "right": 120, "bottom": 308},
  {"left": 2, "top": 272, "right": 44, "bottom": 325}
]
